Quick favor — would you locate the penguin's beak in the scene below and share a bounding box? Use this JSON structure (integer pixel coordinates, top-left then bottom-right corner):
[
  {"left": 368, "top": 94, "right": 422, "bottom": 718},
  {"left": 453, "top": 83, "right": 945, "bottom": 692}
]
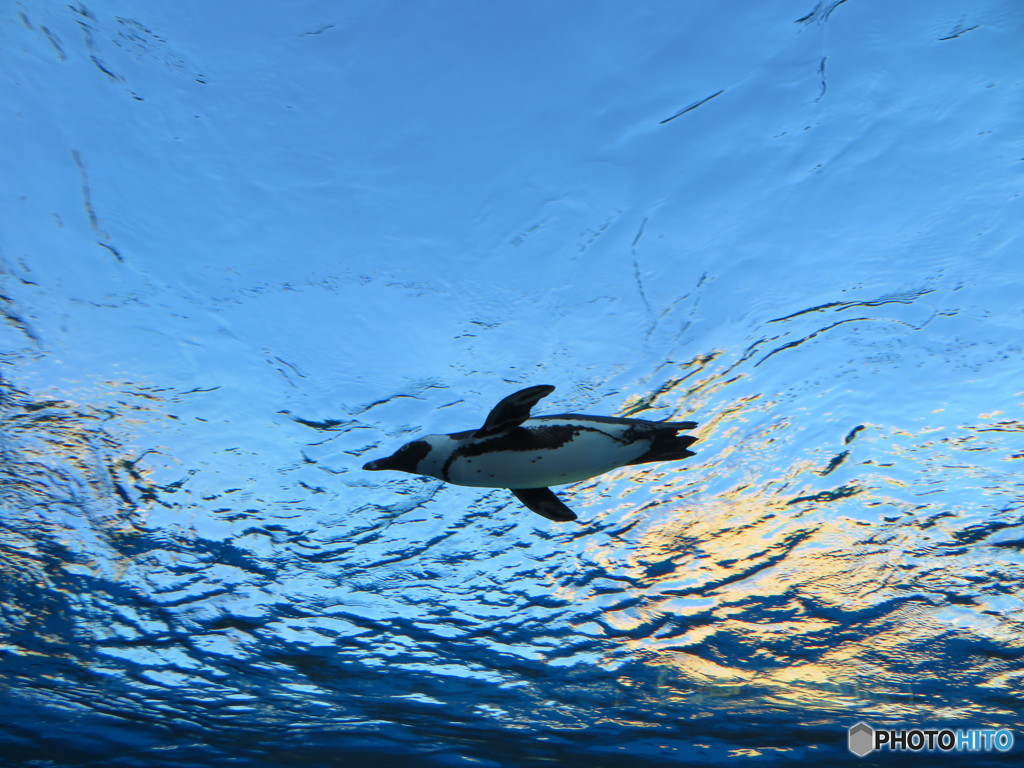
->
[
  {"left": 361, "top": 440, "right": 428, "bottom": 475},
  {"left": 363, "top": 454, "right": 401, "bottom": 471}
]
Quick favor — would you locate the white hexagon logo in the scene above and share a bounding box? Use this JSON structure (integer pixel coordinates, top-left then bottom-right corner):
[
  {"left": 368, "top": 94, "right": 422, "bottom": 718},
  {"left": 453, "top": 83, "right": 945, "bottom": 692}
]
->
[{"left": 848, "top": 722, "right": 875, "bottom": 757}]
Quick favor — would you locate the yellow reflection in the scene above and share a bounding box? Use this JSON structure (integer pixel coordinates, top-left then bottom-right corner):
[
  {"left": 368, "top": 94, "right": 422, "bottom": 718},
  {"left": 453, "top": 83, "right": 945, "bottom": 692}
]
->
[
  {"left": 0, "top": 382, "right": 163, "bottom": 592},
  {"left": 563, "top": 370, "right": 1023, "bottom": 722}
]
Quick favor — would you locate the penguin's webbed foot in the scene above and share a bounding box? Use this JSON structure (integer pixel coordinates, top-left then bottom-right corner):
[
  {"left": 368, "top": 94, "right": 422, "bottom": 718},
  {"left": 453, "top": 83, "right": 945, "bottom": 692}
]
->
[{"left": 510, "top": 487, "right": 577, "bottom": 522}]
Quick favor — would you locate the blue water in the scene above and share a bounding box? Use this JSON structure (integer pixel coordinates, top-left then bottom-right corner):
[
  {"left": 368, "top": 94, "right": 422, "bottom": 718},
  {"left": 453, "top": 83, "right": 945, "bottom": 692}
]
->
[{"left": 2, "top": 2, "right": 1022, "bottom": 766}]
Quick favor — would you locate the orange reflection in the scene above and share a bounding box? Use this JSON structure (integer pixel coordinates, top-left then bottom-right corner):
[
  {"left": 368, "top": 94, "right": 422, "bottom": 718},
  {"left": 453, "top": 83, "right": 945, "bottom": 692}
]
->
[{"left": 555, "top": 361, "right": 1023, "bottom": 722}]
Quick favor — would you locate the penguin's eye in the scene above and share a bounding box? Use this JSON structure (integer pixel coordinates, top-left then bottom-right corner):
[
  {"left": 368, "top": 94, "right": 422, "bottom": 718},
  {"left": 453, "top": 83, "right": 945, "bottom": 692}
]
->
[{"left": 398, "top": 440, "right": 431, "bottom": 464}]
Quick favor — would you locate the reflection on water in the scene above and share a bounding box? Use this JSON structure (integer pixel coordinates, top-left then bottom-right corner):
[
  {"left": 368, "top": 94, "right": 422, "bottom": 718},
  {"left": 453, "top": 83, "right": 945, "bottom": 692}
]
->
[
  {"left": 3, "top": 0, "right": 1023, "bottom": 765},
  {"left": 2, "top": 282, "right": 1022, "bottom": 766},
  {"left": 560, "top": 334, "right": 1023, "bottom": 738}
]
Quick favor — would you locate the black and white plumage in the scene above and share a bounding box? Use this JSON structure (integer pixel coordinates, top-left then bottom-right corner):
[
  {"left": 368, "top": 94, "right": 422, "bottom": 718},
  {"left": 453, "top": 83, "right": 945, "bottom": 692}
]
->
[{"left": 362, "top": 385, "right": 698, "bottom": 522}]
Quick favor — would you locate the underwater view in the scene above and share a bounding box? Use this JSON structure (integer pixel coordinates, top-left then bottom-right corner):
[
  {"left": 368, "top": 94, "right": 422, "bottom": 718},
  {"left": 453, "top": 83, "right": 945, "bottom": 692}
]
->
[{"left": 2, "top": 1, "right": 1022, "bottom": 766}]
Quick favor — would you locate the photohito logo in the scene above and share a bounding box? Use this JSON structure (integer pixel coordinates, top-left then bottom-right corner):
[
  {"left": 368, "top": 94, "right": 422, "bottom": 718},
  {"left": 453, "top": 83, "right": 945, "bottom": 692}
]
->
[{"left": 848, "top": 722, "right": 1014, "bottom": 757}]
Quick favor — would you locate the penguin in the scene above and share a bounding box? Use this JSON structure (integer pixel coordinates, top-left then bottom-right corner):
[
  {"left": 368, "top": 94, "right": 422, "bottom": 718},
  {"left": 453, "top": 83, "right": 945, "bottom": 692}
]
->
[{"left": 362, "top": 385, "right": 699, "bottom": 522}]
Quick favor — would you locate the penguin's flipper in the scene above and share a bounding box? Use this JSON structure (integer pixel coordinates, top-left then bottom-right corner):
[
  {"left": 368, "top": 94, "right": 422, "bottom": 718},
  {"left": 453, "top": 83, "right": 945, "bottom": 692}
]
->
[
  {"left": 476, "top": 385, "right": 555, "bottom": 439},
  {"left": 511, "top": 487, "right": 577, "bottom": 522}
]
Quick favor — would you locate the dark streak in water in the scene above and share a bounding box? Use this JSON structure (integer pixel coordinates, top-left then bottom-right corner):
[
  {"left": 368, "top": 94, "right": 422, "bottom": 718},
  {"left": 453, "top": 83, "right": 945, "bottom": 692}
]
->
[
  {"left": 844, "top": 425, "right": 865, "bottom": 444},
  {"left": 631, "top": 219, "right": 652, "bottom": 315},
  {"left": 939, "top": 23, "right": 979, "bottom": 41},
  {"left": 288, "top": 413, "right": 349, "bottom": 431},
  {"left": 360, "top": 394, "right": 424, "bottom": 413},
  {"left": 795, "top": 0, "right": 850, "bottom": 24},
  {"left": 787, "top": 484, "right": 861, "bottom": 505},
  {"left": 273, "top": 356, "right": 307, "bottom": 379},
  {"left": 180, "top": 386, "right": 221, "bottom": 395},
  {"left": 631, "top": 217, "right": 648, "bottom": 248},
  {"left": 41, "top": 27, "right": 68, "bottom": 61},
  {"left": 632, "top": 257, "right": 652, "bottom": 315},
  {"left": 768, "top": 288, "right": 935, "bottom": 323},
  {"left": 70, "top": 150, "right": 99, "bottom": 232},
  {"left": 754, "top": 317, "right": 870, "bottom": 367},
  {"left": 90, "top": 55, "right": 121, "bottom": 80},
  {"left": 815, "top": 57, "right": 828, "bottom": 102},
  {"left": 300, "top": 24, "right": 335, "bottom": 37},
  {"left": 660, "top": 90, "right": 724, "bottom": 125},
  {"left": 950, "top": 517, "right": 1024, "bottom": 547},
  {"left": 0, "top": 295, "right": 43, "bottom": 347},
  {"left": 69, "top": 3, "right": 95, "bottom": 20},
  {"left": 819, "top": 450, "right": 849, "bottom": 476},
  {"left": 97, "top": 242, "right": 123, "bottom": 262},
  {"left": 990, "top": 539, "right": 1024, "bottom": 551}
]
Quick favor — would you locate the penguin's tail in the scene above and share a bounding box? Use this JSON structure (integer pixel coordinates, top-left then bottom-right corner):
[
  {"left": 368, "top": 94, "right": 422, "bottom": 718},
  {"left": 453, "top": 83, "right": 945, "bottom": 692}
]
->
[
  {"left": 627, "top": 433, "right": 698, "bottom": 465},
  {"left": 662, "top": 420, "right": 698, "bottom": 430}
]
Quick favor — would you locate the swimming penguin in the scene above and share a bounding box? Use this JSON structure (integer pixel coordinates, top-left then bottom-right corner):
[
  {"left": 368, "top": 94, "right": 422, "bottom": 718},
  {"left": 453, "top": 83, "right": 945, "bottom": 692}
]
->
[{"left": 362, "top": 385, "right": 698, "bottom": 522}]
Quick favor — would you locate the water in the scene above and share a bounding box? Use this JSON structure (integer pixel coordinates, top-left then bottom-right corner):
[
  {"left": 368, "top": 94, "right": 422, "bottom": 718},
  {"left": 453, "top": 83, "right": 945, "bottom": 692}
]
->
[{"left": 2, "top": 1, "right": 1022, "bottom": 766}]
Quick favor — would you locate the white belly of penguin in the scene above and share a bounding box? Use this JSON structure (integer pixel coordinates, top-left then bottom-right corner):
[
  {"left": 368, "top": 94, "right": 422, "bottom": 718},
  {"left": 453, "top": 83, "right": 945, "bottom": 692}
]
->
[{"left": 446, "top": 429, "right": 650, "bottom": 488}]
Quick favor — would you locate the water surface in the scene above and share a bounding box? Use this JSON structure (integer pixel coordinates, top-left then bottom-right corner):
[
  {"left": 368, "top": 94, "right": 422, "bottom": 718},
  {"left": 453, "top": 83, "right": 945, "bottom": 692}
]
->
[{"left": 1, "top": 1, "right": 1022, "bottom": 766}]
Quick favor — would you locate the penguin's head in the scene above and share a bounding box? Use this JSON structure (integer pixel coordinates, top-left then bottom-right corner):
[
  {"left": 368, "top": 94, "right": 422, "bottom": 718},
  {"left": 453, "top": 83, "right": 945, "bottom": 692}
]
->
[{"left": 362, "top": 439, "right": 433, "bottom": 475}]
